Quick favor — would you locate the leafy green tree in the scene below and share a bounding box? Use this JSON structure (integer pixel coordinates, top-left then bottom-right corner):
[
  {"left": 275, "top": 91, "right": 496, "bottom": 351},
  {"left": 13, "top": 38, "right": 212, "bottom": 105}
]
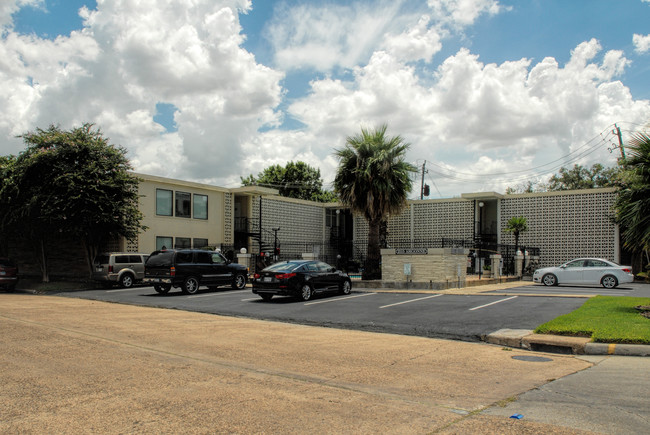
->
[
  {"left": 615, "top": 132, "right": 650, "bottom": 263},
  {"left": 334, "top": 124, "right": 417, "bottom": 280},
  {"left": 504, "top": 216, "right": 528, "bottom": 255},
  {"left": 0, "top": 155, "right": 18, "bottom": 255},
  {"left": 506, "top": 164, "right": 621, "bottom": 194},
  {"left": 241, "top": 161, "right": 336, "bottom": 202},
  {"left": 547, "top": 163, "right": 621, "bottom": 191},
  {"left": 2, "top": 124, "right": 146, "bottom": 281}
]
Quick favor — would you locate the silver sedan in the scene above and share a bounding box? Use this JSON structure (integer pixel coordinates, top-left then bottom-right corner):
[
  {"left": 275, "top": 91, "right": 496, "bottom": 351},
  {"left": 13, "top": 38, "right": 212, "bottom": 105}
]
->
[{"left": 533, "top": 258, "right": 634, "bottom": 289}]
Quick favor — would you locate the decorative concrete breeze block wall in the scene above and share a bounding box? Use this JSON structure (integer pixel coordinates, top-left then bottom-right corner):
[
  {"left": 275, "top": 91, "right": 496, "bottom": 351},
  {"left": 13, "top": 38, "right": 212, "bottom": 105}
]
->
[{"left": 381, "top": 248, "right": 469, "bottom": 288}]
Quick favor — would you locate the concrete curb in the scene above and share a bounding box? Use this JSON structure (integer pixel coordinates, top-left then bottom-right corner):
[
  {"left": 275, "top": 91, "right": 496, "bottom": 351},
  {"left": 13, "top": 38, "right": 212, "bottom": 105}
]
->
[{"left": 486, "top": 329, "right": 650, "bottom": 357}]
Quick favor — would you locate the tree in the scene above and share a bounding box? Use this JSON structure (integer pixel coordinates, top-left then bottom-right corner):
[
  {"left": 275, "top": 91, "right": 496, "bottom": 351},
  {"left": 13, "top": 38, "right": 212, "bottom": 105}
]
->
[
  {"left": 504, "top": 216, "right": 528, "bottom": 255},
  {"left": 615, "top": 132, "right": 650, "bottom": 265},
  {"left": 505, "top": 164, "right": 622, "bottom": 194},
  {"left": 334, "top": 124, "right": 417, "bottom": 280},
  {"left": 547, "top": 163, "right": 621, "bottom": 191},
  {"left": 2, "top": 124, "right": 146, "bottom": 281},
  {"left": 241, "top": 161, "right": 336, "bottom": 202}
]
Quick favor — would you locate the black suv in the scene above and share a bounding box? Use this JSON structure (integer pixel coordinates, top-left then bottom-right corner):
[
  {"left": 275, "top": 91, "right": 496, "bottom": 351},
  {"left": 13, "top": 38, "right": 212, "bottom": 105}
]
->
[{"left": 144, "top": 249, "right": 248, "bottom": 295}]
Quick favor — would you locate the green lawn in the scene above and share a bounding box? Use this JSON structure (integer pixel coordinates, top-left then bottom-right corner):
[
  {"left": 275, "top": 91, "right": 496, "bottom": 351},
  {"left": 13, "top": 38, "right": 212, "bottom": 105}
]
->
[{"left": 535, "top": 296, "right": 650, "bottom": 345}]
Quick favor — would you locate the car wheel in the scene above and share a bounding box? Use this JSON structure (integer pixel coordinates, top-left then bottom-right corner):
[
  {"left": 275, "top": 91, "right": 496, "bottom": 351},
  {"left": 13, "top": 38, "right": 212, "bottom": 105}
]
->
[
  {"left": 232, "top": 273, "right": 247, "bottom": 289},
  {"left": 340, "top": 280, "right": 351, "bottom": 295},
  {"left": 601, "top": 275, "right": 618, "bottom": 289},
  {"left": 154, "top": 284, "right": 171, "bottom": 294},
  {"left": 300, "top": 284, "right": 313, "bottom": 301},
  {"left": 182, "top": 277, "right": 200, "bottom": 294},
  {"left": 542, "top": 273, "right": 558, "bottom": 286},
  {"left": 260, "top": 293, "right": 273, "bottom": 301},
  {"left": 120, "top": 273, "right": 134, "bottom": 288}
]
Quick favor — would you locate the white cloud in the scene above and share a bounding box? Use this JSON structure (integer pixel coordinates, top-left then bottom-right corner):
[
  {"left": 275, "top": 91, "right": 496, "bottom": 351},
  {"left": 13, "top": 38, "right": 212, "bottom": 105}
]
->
[
  {"left": 0, "top": 0, "right": 283, "bottom": 185},
  {"left": 1, "top": 0, "right": 650, "bottom": 199},
  {"left": 280, "top": 39, "right": 650, "bottom": 195},
  {"left": 427, "top": 0, "right": 505, "bottom": 27},
  {"left": 266, "top": 1, "right": 408, "bottom": 71},
  {"left": 633, "top": 33, "right": 650, "bottom": 53}
]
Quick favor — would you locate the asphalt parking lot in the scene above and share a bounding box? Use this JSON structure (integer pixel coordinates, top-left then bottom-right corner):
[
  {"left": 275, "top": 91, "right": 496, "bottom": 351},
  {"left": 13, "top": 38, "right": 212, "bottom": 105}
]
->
[{"left": 52, "top": 281, "right": 618, "bottom": 342}]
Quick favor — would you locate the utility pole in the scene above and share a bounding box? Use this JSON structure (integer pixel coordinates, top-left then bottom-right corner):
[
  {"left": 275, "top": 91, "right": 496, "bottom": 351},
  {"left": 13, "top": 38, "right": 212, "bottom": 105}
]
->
[
  {"left": 420, "top": 161, "right": 427, "bottom": 200},
  {"left": 614, "top": 124, "right": 626, "bottom": 160}
]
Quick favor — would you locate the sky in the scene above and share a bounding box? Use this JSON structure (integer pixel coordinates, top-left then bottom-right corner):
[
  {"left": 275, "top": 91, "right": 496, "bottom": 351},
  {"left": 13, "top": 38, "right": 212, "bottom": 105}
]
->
[{"left": 2, "top": 0, "right": 650, "bottom": 199}]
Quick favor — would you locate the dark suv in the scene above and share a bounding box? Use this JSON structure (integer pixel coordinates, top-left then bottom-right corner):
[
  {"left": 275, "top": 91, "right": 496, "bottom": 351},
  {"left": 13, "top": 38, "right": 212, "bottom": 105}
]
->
[{"left": 144, "top": 249, "right": 248, "bottom": 295}]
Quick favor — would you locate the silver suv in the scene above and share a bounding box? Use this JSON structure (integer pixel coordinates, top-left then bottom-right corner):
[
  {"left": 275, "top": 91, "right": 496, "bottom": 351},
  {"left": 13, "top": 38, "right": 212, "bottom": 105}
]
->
[{"left": 93, "top": 253, "right": 149, "bottom": 288}]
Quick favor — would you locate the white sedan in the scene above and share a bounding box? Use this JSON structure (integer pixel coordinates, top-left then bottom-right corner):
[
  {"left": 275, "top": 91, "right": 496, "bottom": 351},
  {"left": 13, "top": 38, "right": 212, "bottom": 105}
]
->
[{"left": 533, "top": 258, "right": 634, "bottom": 289}]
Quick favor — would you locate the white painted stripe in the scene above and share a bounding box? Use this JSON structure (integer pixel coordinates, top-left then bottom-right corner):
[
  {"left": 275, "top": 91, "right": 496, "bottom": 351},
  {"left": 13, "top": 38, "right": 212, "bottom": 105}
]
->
[
  {"left": 188, "top": 289, "right": 250, "bottom": 299},
  {"left": 241, "top": 297, "right": 260, "bottom": 301},
  {"left": 380, "top": 294, "right": 444, "bottom": 309},
  {"left": 469, "top": 296, "right": 518, "bottom": 311},
  {"left": 106, "top": 287, "right": 143, "bottom": 293},
  {"left": 304, "top": 292, "right": 377, "bottom": 306}
]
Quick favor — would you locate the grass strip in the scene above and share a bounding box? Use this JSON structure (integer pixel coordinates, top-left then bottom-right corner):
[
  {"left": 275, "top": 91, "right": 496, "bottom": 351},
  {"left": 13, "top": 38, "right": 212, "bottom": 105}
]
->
[{"left": 535, "top": 295, "right": 650, "bottom": 345}]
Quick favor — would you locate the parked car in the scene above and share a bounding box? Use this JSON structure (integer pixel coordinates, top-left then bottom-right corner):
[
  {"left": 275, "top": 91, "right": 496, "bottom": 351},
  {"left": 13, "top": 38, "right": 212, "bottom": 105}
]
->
[
  {"left": 0, "top": 257, "right": 19, "bottom": 291},
  {"left": 533, "top": 258, "right": 634, "bottom": 289},
  {"left": 143, "top": 249, "right": 248, "bottom": 294},
  {"left": 252, "top": 260, "right": 352, "bottom": 301},
  {"left": 93, "top": 253, "right": 149, "bottom": 288}
]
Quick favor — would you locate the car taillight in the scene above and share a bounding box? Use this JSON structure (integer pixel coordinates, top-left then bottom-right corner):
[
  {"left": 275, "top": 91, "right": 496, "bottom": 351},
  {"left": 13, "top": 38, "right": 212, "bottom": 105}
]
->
[
  {"left": 275, "top": 273, "right": 296, "bottom": 280},
  {"left": 253, "top": 273, "right": 261, "bottom": 279},
  {"left": 622, "top": 268, "right": 632, "bottom": 273},
  {"left": 108, "top": 265, "right": 113, "bottom": 273},
  {"left": 170, "top": 266, "right": 175, "bottom": 277}
]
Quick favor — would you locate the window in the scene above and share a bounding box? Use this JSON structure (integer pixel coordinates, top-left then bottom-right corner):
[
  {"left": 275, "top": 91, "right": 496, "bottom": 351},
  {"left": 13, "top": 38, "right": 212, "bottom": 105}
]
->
[
  {"left": 115, "top": 255, "right": 130, "bottom": 264},
  {"left": 176, "top": 251, "right": 193, "bottom": 263},
  {"left": 175, "top": 191, "right": 191, "bottom": 218},
  {"left": 193, "top": 238, "right": 208, "bottom": 249},
  {"left": 194, "top": 194, "right": 208, "bottom": 219},
  {"left": 156, "top": 236, "right": 172, "bottom": 251},
  {"left": 195, "top": 252, "right": 213, "bottom": 264},
  {"left": 211, "top": 253, "right": 226, "bottom": 264},
  {"left": 156, "top": 189, "right": 173, "bottom": 216},
  {"left": 175, "top": 237, "right": 191, "bottom": 248}
]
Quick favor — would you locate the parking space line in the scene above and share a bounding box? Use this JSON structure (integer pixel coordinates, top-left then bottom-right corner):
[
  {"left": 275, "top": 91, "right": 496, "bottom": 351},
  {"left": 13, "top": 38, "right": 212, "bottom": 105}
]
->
[
  {"left": 379, "top": 294, "right": 443, "bottom": 309},
  {"left": 188, "top": 290, "right": 250, "bottom": 299},
  {"left": 304, "top": 292, "right": 377, "bottom": 306},
  {"left": 106, "top": 288, "right": 145, "bottom": 293},
  {"left": 469, "top": 296, "right": 518, "bottom": 311}
]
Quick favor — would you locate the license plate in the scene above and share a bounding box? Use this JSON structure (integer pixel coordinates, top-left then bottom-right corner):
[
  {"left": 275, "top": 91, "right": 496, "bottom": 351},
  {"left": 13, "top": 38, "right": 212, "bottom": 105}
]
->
[
  {"left": 263, "top": 277, "right": 272, "bottom": 282},
  {"left": 95, "top": 267, "right": 103, "bottom": 271}
]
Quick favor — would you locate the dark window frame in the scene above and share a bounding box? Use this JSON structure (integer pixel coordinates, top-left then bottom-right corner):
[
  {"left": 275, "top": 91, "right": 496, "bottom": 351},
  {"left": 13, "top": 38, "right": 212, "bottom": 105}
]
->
[
  {"left": 193, "top": 194, "right": 208, "bottom": 220},
  {"left": 175, "top": 191, "right": 191, "bottom": 218},
  {"left": 156, "top": 189, "right": 173, "bottom": 216}
]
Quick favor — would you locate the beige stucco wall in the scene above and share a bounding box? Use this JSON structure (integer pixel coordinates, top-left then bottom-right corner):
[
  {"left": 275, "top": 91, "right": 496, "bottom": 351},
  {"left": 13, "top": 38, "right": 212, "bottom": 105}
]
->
[
  {"left": 136, "top": 174, "right": 229, "bottom": 252},
  {"left": 381, "top": 248, "right": 469, "bottom": 285}
]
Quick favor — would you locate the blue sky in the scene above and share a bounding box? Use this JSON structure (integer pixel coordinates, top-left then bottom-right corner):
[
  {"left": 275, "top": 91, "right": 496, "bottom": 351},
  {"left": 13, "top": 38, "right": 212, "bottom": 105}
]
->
[{"left": 3, "top": 0, "right": 650, "bottom": 197}]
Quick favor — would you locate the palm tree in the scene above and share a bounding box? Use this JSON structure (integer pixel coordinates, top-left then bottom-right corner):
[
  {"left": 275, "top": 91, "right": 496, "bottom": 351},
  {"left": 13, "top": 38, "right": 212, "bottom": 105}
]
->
[
  {"left": 615, "top": 131, "right": 650, "bottom": 266},
  {"left": 504, "top": 216, "right": 528, "bottom": 255},
  {"left": 334, "top": 125, "right": 417, "bottom": 280}
]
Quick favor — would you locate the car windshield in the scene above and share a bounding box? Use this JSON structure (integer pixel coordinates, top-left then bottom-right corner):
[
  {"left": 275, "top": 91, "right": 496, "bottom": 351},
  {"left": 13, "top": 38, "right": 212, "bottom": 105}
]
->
[{"left": 263, "top": 261, "right": 305, "bottom": 273}]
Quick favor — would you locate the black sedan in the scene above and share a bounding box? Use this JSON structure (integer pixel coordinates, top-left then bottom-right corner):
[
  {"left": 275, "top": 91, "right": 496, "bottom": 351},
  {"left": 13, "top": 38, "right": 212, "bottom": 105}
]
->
[{"left": 252, "top": 260, "right": 352, "bottom": 301}]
